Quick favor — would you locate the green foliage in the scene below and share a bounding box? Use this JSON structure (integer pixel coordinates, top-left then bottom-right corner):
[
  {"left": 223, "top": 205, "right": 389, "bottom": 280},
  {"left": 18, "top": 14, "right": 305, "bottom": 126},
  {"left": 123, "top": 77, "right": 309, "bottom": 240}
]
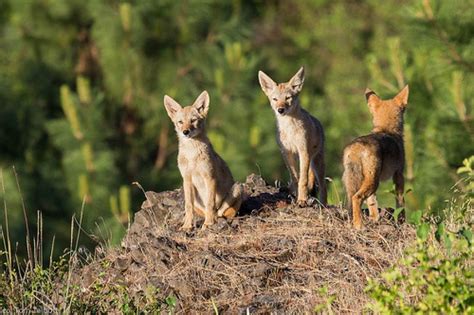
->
[
  {"left": 366, "top": 0, "right": 474, "bottom": 211},
  {"left": 366, "top": 237, "right": 473, "bottom": 314},
  {"left": 0, "top": 254, "right": 169, "bottom": 313},
  {"left": 0, "top": 207, "right": 166, "bottom": 313},
  {"left": 0, "top": 252, "right": 71, "bottom": 313},
  {"left": 46, "top": 78, "right": 127, "bottom": 244},
  {"left": 73, "top": 263, "right": 164, "bottom": 313},
  {"left": 314, "top": 286, "right": 336, "bottom": 314},
  {"left": 0, "top": 2, "right": 470, "bottom": 310},
  {"left": 457, "top": 156, "right": 474, "bottom": 194},
  {"left": 0, "top": 0, "right": 472, "bottom": 257},
  {"left": 366, "top": 156, "right": 474, "bottom": 314}
]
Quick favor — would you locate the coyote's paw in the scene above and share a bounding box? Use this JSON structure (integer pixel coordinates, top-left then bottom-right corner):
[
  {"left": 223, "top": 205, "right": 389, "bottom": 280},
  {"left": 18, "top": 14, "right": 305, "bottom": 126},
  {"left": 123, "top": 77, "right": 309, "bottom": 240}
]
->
[
  {"left": 369, "top": 213, "right": 380, "bottom": 222},
  {"left": 180, "top": 217, "right": 193, "bottom": 232},
  {"left": 201, "top": 222, "right": 214, "bottom": 231},
  {"left": 180, "top": 223, "right": 193, "bottom": 232},
  {"left": 296, "top": 199, "right": 308, "bottom": 207},
  {"left": 353, "top": 221, "right": 363, "bottom": 230},
  {"left": 202, "top": 217, "right": 216, "bottom": 230}
]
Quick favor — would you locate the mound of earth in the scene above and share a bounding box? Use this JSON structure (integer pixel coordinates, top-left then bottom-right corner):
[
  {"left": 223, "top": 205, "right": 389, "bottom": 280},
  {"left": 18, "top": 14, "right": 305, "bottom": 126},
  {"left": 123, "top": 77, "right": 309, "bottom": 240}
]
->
[{"left": 74, "top": 174, "right": 415, "bottom": 313}]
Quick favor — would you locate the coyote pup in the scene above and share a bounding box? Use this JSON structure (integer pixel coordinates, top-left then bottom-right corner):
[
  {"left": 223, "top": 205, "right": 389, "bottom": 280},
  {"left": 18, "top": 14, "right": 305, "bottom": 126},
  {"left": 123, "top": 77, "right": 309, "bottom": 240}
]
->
[
  {"left": 163, "top": 91, "right": 243, "bottom": 231},
  {"left": 343, "top": 86, "right": 409, "bottom": 229},
  {"left": 258, "top": 67, "right": 327, "bottom": 206}
]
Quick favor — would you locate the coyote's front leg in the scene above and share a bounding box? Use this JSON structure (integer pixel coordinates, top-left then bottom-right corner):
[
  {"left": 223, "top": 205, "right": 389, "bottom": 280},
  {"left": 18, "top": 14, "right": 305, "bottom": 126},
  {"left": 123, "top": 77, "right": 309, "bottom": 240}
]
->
[
  {"left": 282, "top": 150, "right": 299, "bottom": 195},
  {"left": 181, "top": 175, "right": 194, "bottom": 231},
  {"left": 203, "top": 178, "right": 217, "bottom": 229},
  {"left": 297, "top": 150, "right": 310, "bottom": 206}
]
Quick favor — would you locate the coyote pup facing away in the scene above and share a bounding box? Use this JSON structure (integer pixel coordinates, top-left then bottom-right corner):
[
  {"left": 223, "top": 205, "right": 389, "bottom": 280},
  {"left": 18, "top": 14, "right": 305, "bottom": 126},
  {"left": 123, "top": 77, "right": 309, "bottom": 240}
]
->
[
  {"left": 164, "top": 91, "right": 243, "bottom": 231},
  {"left": 258, "top": 67, "right": 327, "bottom": 206},
  {"left": 343, "top": 86, "right": 409, "bottom": 229}
]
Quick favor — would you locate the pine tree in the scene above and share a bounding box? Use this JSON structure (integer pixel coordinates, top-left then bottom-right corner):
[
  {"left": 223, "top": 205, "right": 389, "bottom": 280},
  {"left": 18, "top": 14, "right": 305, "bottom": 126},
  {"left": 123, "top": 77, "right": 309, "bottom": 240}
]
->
[
  {"left": 366, "top": 0, "right": 474, "bottom": 213},
  {"left": 0, "top": 0, "right": 472, "bottom": 258}
]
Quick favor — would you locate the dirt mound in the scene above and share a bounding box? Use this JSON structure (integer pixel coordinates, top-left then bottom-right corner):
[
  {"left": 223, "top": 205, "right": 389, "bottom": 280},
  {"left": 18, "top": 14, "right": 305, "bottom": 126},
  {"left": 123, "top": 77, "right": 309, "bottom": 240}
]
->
[{"left": 75, "top": 174, "right": 415, "bottom": 313}]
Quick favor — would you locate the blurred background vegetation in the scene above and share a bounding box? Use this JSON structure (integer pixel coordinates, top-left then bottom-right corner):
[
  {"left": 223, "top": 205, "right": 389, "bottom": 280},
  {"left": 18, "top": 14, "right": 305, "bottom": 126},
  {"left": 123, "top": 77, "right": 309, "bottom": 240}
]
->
[{"left": 0, "top": 0, "right": 472, "bottom": 257}]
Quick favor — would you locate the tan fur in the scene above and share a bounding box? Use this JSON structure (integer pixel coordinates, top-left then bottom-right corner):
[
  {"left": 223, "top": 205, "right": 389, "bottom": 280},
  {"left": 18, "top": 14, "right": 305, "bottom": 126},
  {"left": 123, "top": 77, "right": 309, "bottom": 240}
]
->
[
  {"left": 258, "top": 67, "right": 327, "bottom": 206},
  {"left": 343, "top": 85, "right": 409, "bottom": 229},
  {"left": 164, "top": 91, "right": 243, "bottom": 231}
]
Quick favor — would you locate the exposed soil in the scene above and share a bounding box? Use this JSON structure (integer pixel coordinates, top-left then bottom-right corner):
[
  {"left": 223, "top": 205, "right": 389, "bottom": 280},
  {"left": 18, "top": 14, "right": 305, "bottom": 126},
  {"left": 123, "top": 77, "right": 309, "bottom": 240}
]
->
[{"left": 74, "top": 174, "right": 415, "bottom": 314}]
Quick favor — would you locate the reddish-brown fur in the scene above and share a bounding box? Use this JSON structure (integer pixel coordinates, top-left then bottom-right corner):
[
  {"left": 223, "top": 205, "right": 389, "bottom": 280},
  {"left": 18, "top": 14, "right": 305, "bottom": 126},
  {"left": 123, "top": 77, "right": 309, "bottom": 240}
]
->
[{"left": 343, "top": 86, "right": 409, "bottom": 229}]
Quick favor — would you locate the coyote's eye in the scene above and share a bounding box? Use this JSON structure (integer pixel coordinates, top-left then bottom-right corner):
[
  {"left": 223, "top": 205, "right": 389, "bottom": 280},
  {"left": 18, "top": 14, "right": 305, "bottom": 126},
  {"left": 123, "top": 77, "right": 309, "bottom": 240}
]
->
[
  {"left": 191, "top": 118, "right": 197, "bottom": 123},
  {"left": 272, "top": 97, "right": 278, "bottom": 101},
  {"left": 286, "top": 96, "right": 291, "bottom": 100},
  {"left": 178, "top": 120, "right": 183, "bottom": 125}
]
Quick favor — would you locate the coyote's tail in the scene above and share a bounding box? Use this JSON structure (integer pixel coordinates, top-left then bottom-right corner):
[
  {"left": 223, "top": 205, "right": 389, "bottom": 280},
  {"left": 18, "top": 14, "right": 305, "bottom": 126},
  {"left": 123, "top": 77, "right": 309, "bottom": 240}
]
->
[
  {"left": 342, "top": 154, "right": 363, "bottom": 210},
  {"left": 217, "top": 183, "right": 244, "bottom": 218}
]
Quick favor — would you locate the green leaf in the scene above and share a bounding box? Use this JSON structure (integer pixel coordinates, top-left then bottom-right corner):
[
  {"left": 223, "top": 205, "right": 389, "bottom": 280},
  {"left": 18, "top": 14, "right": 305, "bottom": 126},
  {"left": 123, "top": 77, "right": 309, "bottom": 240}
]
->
[
  {"left": 435, "top": 222, "right": 445, "bottom": 242},
  {"left": 393, "top": 207, "right": 404, "bottom": 222},
  {"left": 444, "top": 233, "right": 452, "bottom": 253},
  {"left": 408, "top": 210, "right": 423, "bottom": 225},
  {"left": 460, "top": 228, "right": 473, "bottom": 245},
  {"left": 165, "top": 295, "right": 177, "bottom": 308},
  {"left": 416, "top": 223, "right": 430, "bottom": 241}
]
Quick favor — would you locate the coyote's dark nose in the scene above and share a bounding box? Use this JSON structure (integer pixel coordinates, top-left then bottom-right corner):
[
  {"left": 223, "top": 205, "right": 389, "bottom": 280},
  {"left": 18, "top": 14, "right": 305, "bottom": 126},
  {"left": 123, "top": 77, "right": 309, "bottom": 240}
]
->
[
  {"left": 183, "top": 129, "right": 190, "bottom": 136},
  {"left": 277, "top": 108, "right": 285, "bottom": 114}
]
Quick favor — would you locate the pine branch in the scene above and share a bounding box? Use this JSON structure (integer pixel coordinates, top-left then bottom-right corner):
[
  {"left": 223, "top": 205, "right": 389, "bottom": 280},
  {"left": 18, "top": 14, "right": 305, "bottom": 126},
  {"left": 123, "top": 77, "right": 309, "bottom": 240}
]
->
[{"left": 422, "top": 0, "right": 474, "bottom": 72}]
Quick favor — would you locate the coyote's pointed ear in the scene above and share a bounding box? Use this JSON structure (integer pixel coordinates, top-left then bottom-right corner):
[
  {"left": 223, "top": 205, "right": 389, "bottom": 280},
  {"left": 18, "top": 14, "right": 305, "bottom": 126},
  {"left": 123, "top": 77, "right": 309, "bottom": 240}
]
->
[
  {"left": 163, "top": 95, "right": 182, "bottom": 120},
  {"left": 258, "top": 71, "right": 276, "bottom": 96},
  {"left": 289, "top": 66, "right": 305, "bottom": 93},
  {"left": 394, "top": 85, "right": 409, "bottom": 107},
  {"left": 365, "top": 88, "right": 381, "bottom": 106},
  {"left": 193, "top": 90, "right": 210, "bottom": 117}
]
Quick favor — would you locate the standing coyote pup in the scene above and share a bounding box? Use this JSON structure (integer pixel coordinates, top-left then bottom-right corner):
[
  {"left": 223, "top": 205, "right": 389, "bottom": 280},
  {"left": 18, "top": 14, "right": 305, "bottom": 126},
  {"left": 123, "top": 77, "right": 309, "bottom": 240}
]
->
[
  {"left": 164, "top": 91, "right": 243, "bottom": 231},
  {"left": 258, "top": 67, "right": 327, "bottom": 206},
  {"left": 343, "top": 85, "right": 409, "bottom": 229}
]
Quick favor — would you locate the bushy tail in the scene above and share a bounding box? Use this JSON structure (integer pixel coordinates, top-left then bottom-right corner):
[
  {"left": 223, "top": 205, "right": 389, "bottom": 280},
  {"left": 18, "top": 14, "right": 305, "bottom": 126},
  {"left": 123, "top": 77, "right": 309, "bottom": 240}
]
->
[
  {"left": 217, "top": 183, "right": 243, "bottom": 217},
  {"left": 342, "top": 157, "right": 363, "bottom": 210}
]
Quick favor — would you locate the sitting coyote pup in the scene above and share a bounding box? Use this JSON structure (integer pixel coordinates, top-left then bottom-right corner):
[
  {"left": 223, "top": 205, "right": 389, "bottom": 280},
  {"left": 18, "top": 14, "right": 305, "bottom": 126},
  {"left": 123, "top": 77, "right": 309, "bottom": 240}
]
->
[
  {"left": 258, "top": 67, "right": 327, "bottom": 206},
  {"left": 163, "top": 91, "right": 243, "bottom": 231},
  {"left": 343, "top": 86, "right": 409, "bottom": 229}
]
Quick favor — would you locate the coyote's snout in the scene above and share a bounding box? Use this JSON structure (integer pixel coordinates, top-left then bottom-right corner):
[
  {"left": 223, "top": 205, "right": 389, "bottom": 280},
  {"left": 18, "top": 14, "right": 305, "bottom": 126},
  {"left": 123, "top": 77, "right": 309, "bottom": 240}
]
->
[
  {"left": 343, "top": 85, "right": 409, "bottom": 229},
  {"left": 258, "top": 67, "right": 327, "bottom": 206},
  {"left": 164, "top": 91, "right": 243, "bottom": 231}
]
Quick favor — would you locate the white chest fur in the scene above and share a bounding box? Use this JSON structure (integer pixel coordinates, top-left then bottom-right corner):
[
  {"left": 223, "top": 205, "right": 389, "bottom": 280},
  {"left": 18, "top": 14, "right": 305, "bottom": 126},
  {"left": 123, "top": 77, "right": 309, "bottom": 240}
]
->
[
  {"left": 276, "top": 115, "right": 306, "bottom": 153},
  {"left": 177, "top": 138, "right": 211, "bottom": 173}
]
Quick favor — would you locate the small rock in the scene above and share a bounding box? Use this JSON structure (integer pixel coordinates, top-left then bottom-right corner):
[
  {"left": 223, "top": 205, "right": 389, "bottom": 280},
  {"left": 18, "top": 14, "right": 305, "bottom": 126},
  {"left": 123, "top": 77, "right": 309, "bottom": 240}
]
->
[
  {"left": 130, "top": 249, "right": 144, "bottom": 264},
  {"left": 245, "top": 174, "right": 267, "bottom": 188},
  {"left": 127, "top": 261, "right": 143, "bottom": 274},
  {"left": 162, "top": 196, "right": 178, "bottom": 207},
  {"left": 114, "top": 256, "right": 131, "bottom": 271},
  {"left": 230, "top": 218, "right": 240, "bottom": 228},
  {"left": 378, "top": 223, "right": 396, "bottom": 235},
  {"left": 216, "top": 217, "right": 228, "bottom": 230},
  {"left": 252, "top": 262, "right": 270, "bottom": 277},
  {"left": 275, "top": 200, "right": 289, "bottom": 209},
  {"left": 168, "top": 279, "right": 194, "bottom": 297}
]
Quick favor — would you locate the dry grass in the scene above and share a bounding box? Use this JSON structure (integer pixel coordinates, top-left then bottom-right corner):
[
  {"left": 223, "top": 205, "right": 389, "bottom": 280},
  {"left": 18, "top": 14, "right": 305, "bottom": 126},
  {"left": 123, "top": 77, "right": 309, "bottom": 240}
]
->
[{"left": 73, "top": 174, "right": 415, "bottom": 314}]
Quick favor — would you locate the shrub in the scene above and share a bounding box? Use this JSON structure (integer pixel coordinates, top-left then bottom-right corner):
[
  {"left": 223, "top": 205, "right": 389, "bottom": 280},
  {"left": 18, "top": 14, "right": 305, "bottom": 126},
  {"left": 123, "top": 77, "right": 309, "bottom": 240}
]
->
[
  {"left": 366, "top": 237, "right": 473, "bottom": 314},
  {"left": 366, "top": 156, "right": 474, "bottom": 314}
]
